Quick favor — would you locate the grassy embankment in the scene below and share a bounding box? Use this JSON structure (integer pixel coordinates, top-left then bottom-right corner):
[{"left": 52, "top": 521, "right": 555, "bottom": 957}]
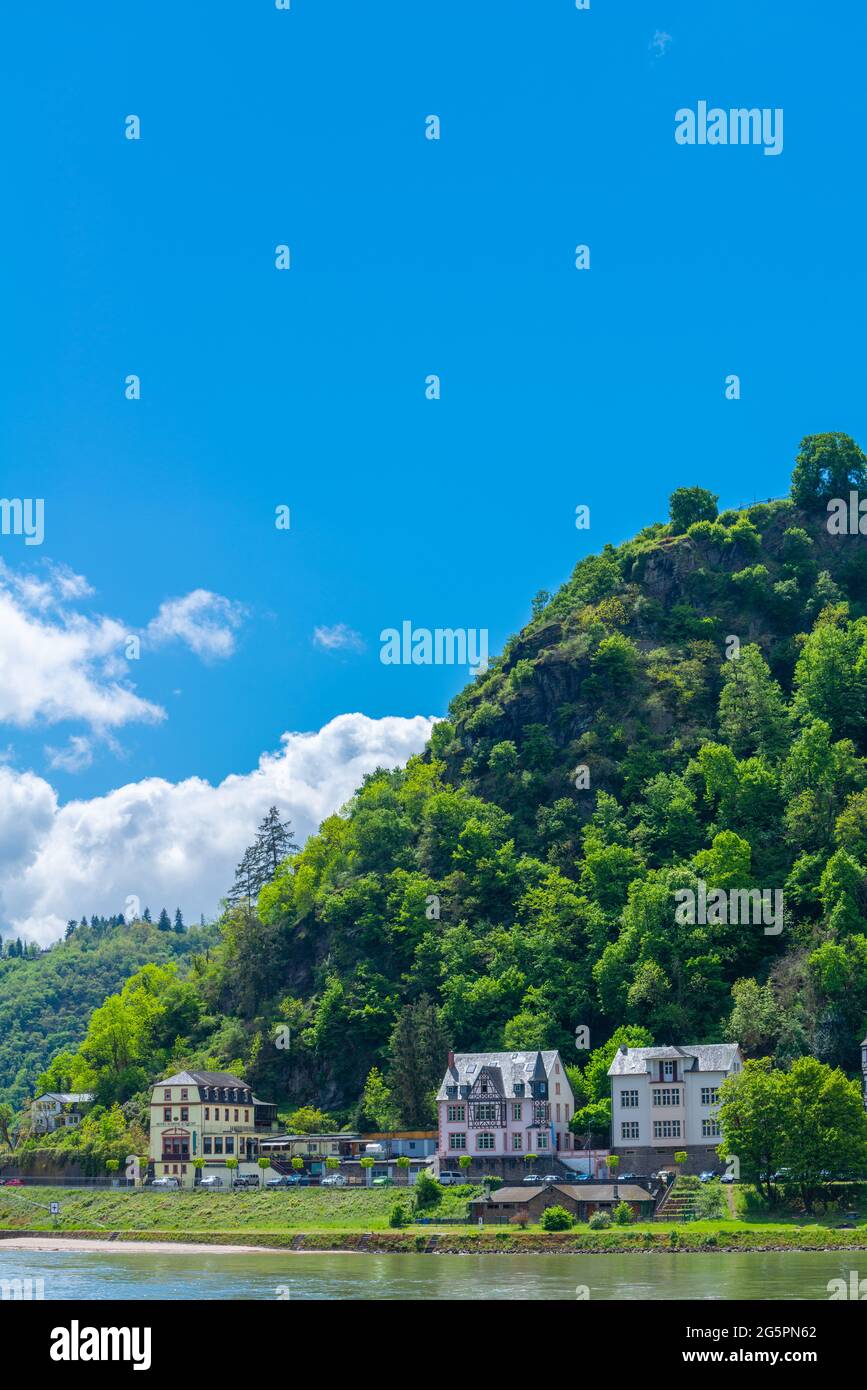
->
[{"left": 2, "top": 1185, "right": 867, "bottom": 1253}]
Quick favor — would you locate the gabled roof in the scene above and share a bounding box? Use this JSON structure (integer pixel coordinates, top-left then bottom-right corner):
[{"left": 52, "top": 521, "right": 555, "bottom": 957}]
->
[
  {"left": 473, "top": 1183, "right": 652, "bottom": 1204},
  {"left": 608, "top": 1044, "right": 741, "bottom": 1077},
  {"left": 437, "top": 1051, "right": 566, "bottom": 1101},
  {"left": 34, "top": 1092, "right": 93, "bottom": 1105},
  {"left": 156, "top": 1070, "right": 249, "bottom": 1089}
]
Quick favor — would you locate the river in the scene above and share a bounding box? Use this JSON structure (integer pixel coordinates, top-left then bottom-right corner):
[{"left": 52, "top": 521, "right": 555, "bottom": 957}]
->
[{"left": 0, "top": 1247, "right": 861, "bottom": 1299}]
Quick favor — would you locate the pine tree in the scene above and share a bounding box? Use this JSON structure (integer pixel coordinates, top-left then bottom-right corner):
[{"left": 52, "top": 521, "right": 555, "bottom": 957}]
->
[
  {"left": 386, "top": 996, "right": 449, "bottom": 1128},
  {"left": 174, "top": 908, "right": 185, "bottom": 933},
  {"left": 142, "top": 907, "right": 152, "bottom": 923},
  {"left": 226, "top": 808, "right": 298, "bottom": 911},
  {"left": 157, "top": 908, "right": 171, "bottom": 932}
]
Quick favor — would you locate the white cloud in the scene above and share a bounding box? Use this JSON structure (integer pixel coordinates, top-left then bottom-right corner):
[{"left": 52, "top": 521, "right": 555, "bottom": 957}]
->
[
  {"left": 0, "top": 564, "right": 248, "bottom": 737},
  {"left": 146, "top": 590, "right": 247, "bottom": 660},
  {"left": 313, "top": 623, "right": 365, "bottom": 653},
  {"left": 45, "top": 735, "right": 94, "bottom": 774},
  {"left": 0, "top": 712, "right": 436, "bottom": 946}
]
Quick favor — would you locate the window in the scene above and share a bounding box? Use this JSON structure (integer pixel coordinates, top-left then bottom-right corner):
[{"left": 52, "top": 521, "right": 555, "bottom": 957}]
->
[
  {"left": 244, "top": 1110, "right": 249, "bottom": 1122},
  {"left": 621, "top": 1090, "right": 639, "bottom": 1108},
  {"left": 180, "top": 1089, "right": 188, "bottom": 1101},
  {"left": 565, "top": 1104, "right": 570, "bottom": 1121},
  {"left": 234, "top": 1109, "right": 239, "bottom": 1121},
  {"left": 663, "top": 1061, "right": 675, "bottom": 1080},
  {"left": 449, "top": 1133, "right": 466, "bottom": 1151},
  {"left": 225, "top": 1137, "right": 234, "bottom": 1155},
  {"left": 512, "top": 1103, "right": 522, "bottom": 1121},
  {"left": 224, "top": 1109, "right": 229, "bottom": 1121},
  {"left": 214, "top": 1137, "right": 224, "bottom": 1155},
  {"left": 512, "top": 1134, "right": 523, "bottom": 1151},
  {"left": 555, "top": 1083, "right": 561, "bottom": 1096},
  {"left": 203, "top": 1137, "right": 212, "bottom": 1155},
  {"left": 204, "top": 1107, "right": 210, "bottom": 1121},
  {"left": 555, "top": 1104, "right": 561, "bottom": 1121},
  {"left": 702, "top": 1119, "right": 721, "bottom": 1138},
  {"left": 476, "top": 1133, "right": 495, "bottom": 1151},
  {"left": 621, "top": 1121, "right": 639, "bottom": 1140},
  {"left": 652, "top": 1088, "right": 681, "bottom": 1107},
  {"left": 652, "top": 1120, "right": 681, "bottom": 1139},
  {"left": 180, "top": 1107, "right": 189, "bottom": 1122},
  {"left": 475, "top": 1102, "right": 498, "bottom": 1123},
  {"left": 701, "top": 1087, "right": 719, "bottom": 1106},
  {"left": 163, "top": 1107, "right": 171, "bottom": 1122},
  {"left": 447, "top": 1105, "right": 465, "bottom": 1123},
  {"left": 163, "top": 1089, "right": 171, "bottom": 1101},
  {"left": 537, "top": 1134, "right": 548, "bottom": 1150}
]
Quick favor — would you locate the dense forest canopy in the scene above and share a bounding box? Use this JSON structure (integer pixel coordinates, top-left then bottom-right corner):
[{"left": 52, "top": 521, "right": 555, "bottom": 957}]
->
[{"left": 10, "top": 433, "right": 867, "bottom": 1143}]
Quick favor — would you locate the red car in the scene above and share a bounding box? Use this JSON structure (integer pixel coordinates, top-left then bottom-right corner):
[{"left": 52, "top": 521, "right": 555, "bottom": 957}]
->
[{"left": 0, "top": 1178, "right": 23, "bottom": 1186}]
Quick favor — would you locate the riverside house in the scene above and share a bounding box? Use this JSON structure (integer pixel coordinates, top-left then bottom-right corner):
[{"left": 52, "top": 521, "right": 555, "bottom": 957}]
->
[
  {"left": 148, "top": 1070, "right": 278, "bottom": 1188},
  {"left": 30, "top": 1092, "right": 93, "bottom": 1135},
  {"left": 608, "top": 1043, "right": 743, "bottom": 1175},
  {"left": 437, "top": 1050, "right": 575, "bottom": 1180},
  {"left": 471, "top": 1182, "right": 654, "bottom": 1226}
]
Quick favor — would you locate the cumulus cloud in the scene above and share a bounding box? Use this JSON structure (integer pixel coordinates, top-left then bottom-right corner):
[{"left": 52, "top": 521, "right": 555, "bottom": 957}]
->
[
  {"left": 313, "top": 623, "right": 365, "bottom": 653},
  {"left": 0, "top": 712, "right": 435, "bottom": 947},
  {"left": 0, "top": 563, "right": 248, "bottom": 736},
  {"left": 146, "top": 590, "right": 247, "bottom": 661}
]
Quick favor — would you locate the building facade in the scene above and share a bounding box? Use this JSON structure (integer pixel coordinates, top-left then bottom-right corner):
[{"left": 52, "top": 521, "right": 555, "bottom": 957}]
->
[
  {"left": 436, "top": 1050, "right": 575, "bottom": 1176},
  {"left": 608, "top": 1043, "right": 743, "bottom": 1174},
  {"left": 471, "top": 1182, "right": 654, "bottom": 1226},
  {"left": 30, "top": 1092, "right": 93, "bottom": 1135},
  {"left": 148, "top": 1070, "right": 278, "bottom": 1187}
]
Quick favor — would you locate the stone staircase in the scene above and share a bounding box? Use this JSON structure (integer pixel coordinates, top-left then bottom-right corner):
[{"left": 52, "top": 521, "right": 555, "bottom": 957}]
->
[{"left": 654, "top": 1177, "right": 700, "bottom": 1222}]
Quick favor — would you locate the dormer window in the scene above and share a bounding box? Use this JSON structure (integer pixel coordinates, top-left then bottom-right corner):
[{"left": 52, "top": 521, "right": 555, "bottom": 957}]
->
[{"left": 446, "top": 1086, "right": 457, "bottom": 1099}]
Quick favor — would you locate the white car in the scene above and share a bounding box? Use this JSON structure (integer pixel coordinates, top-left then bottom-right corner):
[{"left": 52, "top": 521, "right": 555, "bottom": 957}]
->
[
  {"left": 320, "top": 1174, "right": 347, "bottom": 1187},
  {"left": 436, "top": 1171, "right": 461, "bottom": 1185},
  {"left": 151, "top": 1177, "right": 180, "bottom": 1190}
]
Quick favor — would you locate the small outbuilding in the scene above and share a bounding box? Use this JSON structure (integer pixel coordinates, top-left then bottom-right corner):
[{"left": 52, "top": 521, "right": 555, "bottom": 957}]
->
[{"left": 471, "top": 1182, "right": 654, "bottom": 1225}]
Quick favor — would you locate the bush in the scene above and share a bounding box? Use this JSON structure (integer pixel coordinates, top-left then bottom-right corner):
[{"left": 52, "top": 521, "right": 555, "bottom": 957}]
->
[
  {"left": 389, "top": 1203, "right": 409, "bottom": 1228},
  {"left": 413, "top": 1170, "right": 442, "bottom": 1210},
  {"left": 540, "top": 1205, "right": 573, "bottom": 1231},
  {"left": 669, "top": 486, "right": 719, "bottom": 534},
  {"left": 509, "top": 1211, "right": 529, "bottom": 1230},
  {"left": 612, "top": 1200, "right": 635, "bottom": 1226},
  {"left": 588, "top": 1209, "right": 612, "bottom": 1230}
]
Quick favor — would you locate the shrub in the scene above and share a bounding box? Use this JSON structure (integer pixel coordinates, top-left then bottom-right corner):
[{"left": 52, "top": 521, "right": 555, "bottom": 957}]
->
[
  {"left": 389, "top": 1203, "right": 409, "bottom": 1228},
  {"left": 540, "top": 1205, "right": 573, "bottom": 1232},
  {"left": 413, "top": 1170, "right": 442, "bottom": 1210},
  {"left": 588, "top": 1209, "right": 612, "bottom": 1230},
  {"left": 612, "top": 1200, "right": 635, "bottom": 1226},
  {"left": 669, "top": 486, "right": 719, "bottom": 534},
  {"left": 509, "top": 1211, "right": 529, "bottom": 1230}
]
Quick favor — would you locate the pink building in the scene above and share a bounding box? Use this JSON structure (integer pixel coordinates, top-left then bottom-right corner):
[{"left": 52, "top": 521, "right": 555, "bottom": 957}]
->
[{"left": 436, "top": 1050, "right": 575, "bottom": 1174}]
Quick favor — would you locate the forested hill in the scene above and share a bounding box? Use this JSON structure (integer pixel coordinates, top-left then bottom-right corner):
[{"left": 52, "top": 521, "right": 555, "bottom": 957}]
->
[
  {"left": 0, "top": 919, "right": 218, "bottom": 1108},
  {"left": 34, "top": 434, "right": 867, "bottom": 1130}
]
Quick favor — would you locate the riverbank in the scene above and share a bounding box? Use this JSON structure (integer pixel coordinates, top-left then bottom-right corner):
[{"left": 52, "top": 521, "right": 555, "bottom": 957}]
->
[{"left": 3, "top": 1226, "right": 867, "bottom": 1254}]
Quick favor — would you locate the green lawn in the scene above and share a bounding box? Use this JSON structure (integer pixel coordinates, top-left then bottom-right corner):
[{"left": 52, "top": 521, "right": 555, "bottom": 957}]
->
[{"left": 0, "top": 1184, "right": 474, "bottom": 1234}]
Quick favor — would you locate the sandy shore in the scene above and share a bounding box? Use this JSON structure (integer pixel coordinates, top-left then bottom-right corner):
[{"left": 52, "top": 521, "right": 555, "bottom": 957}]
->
[{"left": 0, "top": 1236, "right": 297, "bottom": 1256}]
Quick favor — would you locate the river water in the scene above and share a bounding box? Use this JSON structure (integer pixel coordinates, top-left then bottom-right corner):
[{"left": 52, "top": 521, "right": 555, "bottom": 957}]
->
[{"left": 0, "top": 1248, "right": 861, "bottom": 1300}]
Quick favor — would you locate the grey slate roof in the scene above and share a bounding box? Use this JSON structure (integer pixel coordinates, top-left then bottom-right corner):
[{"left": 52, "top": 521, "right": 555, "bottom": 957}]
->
[
  {"left": 608, "top": 1044, "right": 741, "bottom": 1077},
  {"left": 473, "top": 1183, "right": 652, "bottom": 1204},
  {"left": 436, "top": 1051, "right": 562, "bottom": 1101}
]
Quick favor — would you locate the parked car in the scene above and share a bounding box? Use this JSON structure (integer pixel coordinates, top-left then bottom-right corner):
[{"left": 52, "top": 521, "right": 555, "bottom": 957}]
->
[
  {"left": 0, "top": 1178, "right": 23, "bottom": 1187},
  {"left": 572, "top": 1172, "right": 592, "bottom": 1183},
  {"left": 437, "top": 1172, "right": 461, "bottom": 1185},
  {"left": 320, "top": 1173, "right": 347, "bottom": 1188},
  {"left": 265, "top": 1174, "right": 301, "bottom": 1189},
  {"left": 297, "top": 1173, "right": 319, "bottom": 1186},
  {"left": 720, "top": 1172, "right": 735, "bottom": 1184},
  {"left": 541, "top": 1174, "right": 560, "bottom": 1184},
  {"left": 371, "top": 1175, "right": 394, "bottom": 1187},
  {"left": 617, "top": 1172, "right": 638, "bottom": 1182},
  {"left": 198, "top": 1176, "right": 222, "bottom": 1190},
  {"left": 699, "top": 1171, "right": 717, "bottom": 1183},
  {"left": 232, "top": 1174, "right": 259, "bottom": 1190},
  {"left": 151, "top": 1177, "right": 180, "bottom": 1190},
  {"left": 522, "top": 1173, "right": 543, "bottom": 1185}
]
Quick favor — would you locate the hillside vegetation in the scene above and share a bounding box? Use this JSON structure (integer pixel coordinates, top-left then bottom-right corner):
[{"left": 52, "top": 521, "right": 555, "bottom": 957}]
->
[{"left": 12, "top": 433, "right": 867, "bottom": 1143}]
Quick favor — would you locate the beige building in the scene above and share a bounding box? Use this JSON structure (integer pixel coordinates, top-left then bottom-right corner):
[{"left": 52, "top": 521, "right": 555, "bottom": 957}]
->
[
  {"left": 148, "top": 1070, "right": 278, "bottom": 1188},
  {"left": 31, "top": 1092, "right": 93, "bottom": 1135}
]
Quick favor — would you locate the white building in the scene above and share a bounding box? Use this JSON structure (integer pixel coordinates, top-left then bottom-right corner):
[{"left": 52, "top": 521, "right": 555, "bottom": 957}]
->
[
  {"left": 148, "top": 1070, "right": 278, "bottom": 1188},
  {"left": 608, "top": 1043, "right": 743, "bottom": 1174},
  {"left": 31, "top": 1092, "right": 93, "bottom": 1135}
]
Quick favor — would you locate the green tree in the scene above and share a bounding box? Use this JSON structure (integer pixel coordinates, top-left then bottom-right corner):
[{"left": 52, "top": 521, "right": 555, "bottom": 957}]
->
[
  {"left": 669, "top": 487, "right": 719, "bottom": 534},
  {"left": 387, "top": 995, "right": 449, "bottom": 1128},
  {"left": 790, "top": 432, "right": 867, "bottom": 510}
]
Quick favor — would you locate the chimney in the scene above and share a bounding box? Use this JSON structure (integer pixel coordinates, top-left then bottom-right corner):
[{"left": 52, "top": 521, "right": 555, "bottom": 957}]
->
[
  {"left": 447, "top": 1050, "right": 455, "bottom": 1072},
  {"left": 619, "top": 1044, "right": 628, "bottom": 1054}
]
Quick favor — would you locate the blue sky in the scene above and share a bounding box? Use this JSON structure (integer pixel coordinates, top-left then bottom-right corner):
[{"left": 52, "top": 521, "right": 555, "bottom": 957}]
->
[{"left": 1, "top": 1, "right": 865, "bottom": 935}]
